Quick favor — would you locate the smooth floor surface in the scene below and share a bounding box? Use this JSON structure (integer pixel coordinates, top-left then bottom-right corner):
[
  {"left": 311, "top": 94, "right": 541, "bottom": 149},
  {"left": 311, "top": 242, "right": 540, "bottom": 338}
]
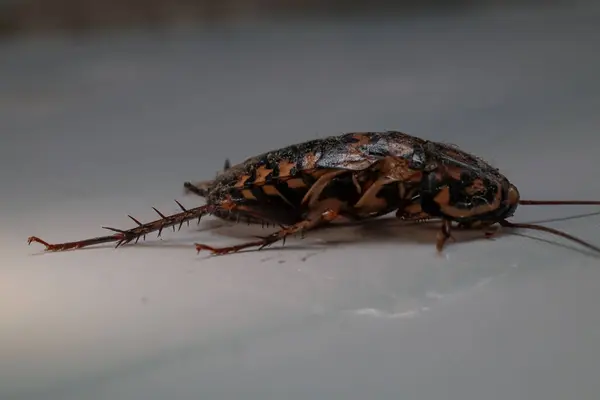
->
[{"left": 2, "top": 3, "right": 600, "bottom": 399}]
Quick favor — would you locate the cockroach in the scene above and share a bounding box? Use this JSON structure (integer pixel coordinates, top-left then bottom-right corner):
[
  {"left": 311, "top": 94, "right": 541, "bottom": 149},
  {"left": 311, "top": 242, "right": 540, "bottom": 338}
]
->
[{"left": 27, "top": 131, "right": 600, "bottom": 256}]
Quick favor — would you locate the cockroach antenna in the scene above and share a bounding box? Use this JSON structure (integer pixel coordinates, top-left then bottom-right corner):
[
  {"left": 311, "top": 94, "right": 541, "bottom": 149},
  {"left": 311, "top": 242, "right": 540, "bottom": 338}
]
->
[
  {"left": 501, "top": 199, "right": 600, "bottom": 254},
  {"left": 519, "top": 200, "right": 600, "bottom": 206}
]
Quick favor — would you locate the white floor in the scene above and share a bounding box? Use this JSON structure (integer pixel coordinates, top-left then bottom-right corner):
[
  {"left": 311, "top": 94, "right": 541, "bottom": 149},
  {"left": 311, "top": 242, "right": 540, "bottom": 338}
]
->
[{"left": 2, "top": 3, "right": 600, "bottom": 399}]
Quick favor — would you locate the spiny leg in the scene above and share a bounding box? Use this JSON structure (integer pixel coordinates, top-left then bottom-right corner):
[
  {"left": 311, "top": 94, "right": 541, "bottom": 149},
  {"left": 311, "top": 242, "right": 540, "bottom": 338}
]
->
[
  {"left": 396, "top": 205, "right": 432, "bottom": 223},
  {"left": 27, "top": 202, "right": 215, "bottom": 252},
  {"left": 195, "top": 198, "right": 343, "bottom": 255},
  {"left": 398, "top": 211, "right": 433, "bottom": 223},
  {"left": 395, "top": 199, "right": 435, "bottom": 223}
]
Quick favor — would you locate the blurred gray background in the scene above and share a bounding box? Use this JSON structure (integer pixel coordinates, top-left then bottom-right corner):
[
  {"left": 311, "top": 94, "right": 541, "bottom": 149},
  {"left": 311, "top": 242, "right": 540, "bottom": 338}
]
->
[
  {"left": 0, "top": 0, "right": 579, "bottom": 36},
  {"left": 2, "top": 1, "right": 600, "bottom": 400}
]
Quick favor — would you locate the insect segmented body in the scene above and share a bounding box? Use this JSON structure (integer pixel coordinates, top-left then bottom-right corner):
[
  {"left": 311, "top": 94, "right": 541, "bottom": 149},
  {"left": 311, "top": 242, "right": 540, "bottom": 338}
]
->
[{"left": 27, "top": 131, "right": 600, "bottom": 256}]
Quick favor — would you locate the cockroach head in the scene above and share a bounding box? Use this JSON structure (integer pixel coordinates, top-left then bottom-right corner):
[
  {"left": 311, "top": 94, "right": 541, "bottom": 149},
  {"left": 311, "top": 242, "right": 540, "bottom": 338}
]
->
[
  {"left": 501, "top": 182, "right": 521, "bottom": 219},
  {"left": 418, "top": 140, "right": 523, "bottom": 223}
]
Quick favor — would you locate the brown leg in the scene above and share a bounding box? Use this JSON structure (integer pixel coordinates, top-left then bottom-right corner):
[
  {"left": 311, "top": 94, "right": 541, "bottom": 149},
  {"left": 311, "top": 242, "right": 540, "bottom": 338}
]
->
[
  {"left": 395, "top": 200, "right": 433, "bottom": 223},
  {"left": 396, "top": 210, "right": 432, "bottom": 222},
  {"left": 436, "top": 219, "right": 456, "bottom": 252},
  {"left": 28, "top": 203, "right": 214, "bottom": 252},
  {"left": 353, "top": 176, "right": 396, "bottom": 210},
  {"left": 301, "top": 170, "right": 346, "bottom": 207},
  {"left": 195, "top": 198, "right": 343, "bottom": 255}
]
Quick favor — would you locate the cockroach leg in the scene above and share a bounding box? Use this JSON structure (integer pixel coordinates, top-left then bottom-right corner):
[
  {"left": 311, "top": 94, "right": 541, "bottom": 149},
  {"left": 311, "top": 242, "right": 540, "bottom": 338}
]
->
[
  {"left": 300, "top": 170, "right": 346, "bottom": 207},
  {"left": 27, "top": 203, "right": 215, "bottom": 252},
  {"left": 354, "top": 176, "right": 396, "bottom": 210},
  {"left": 395, "top": 200, "right": 432, "bottom": 222},
  {"left": 396, "top": 209, "right": 432, "bottom": 223},
  {"left": 195, "top": 198, "right": 343, "bottom": 255},
  {"left": 436, "top": 219, "right": 456, "bottom": 252}
]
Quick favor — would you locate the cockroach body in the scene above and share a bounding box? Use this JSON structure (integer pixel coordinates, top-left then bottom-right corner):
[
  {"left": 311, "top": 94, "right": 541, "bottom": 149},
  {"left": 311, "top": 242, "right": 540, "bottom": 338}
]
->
[{"left": 27, "top": 131, "right": 600, "bottom": 256}]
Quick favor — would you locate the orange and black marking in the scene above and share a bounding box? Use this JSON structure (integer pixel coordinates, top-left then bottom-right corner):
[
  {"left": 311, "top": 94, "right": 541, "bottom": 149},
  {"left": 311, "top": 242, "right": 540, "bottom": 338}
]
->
[{"left": 26, "top": 131, "right": 600, "bottom": 256}]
